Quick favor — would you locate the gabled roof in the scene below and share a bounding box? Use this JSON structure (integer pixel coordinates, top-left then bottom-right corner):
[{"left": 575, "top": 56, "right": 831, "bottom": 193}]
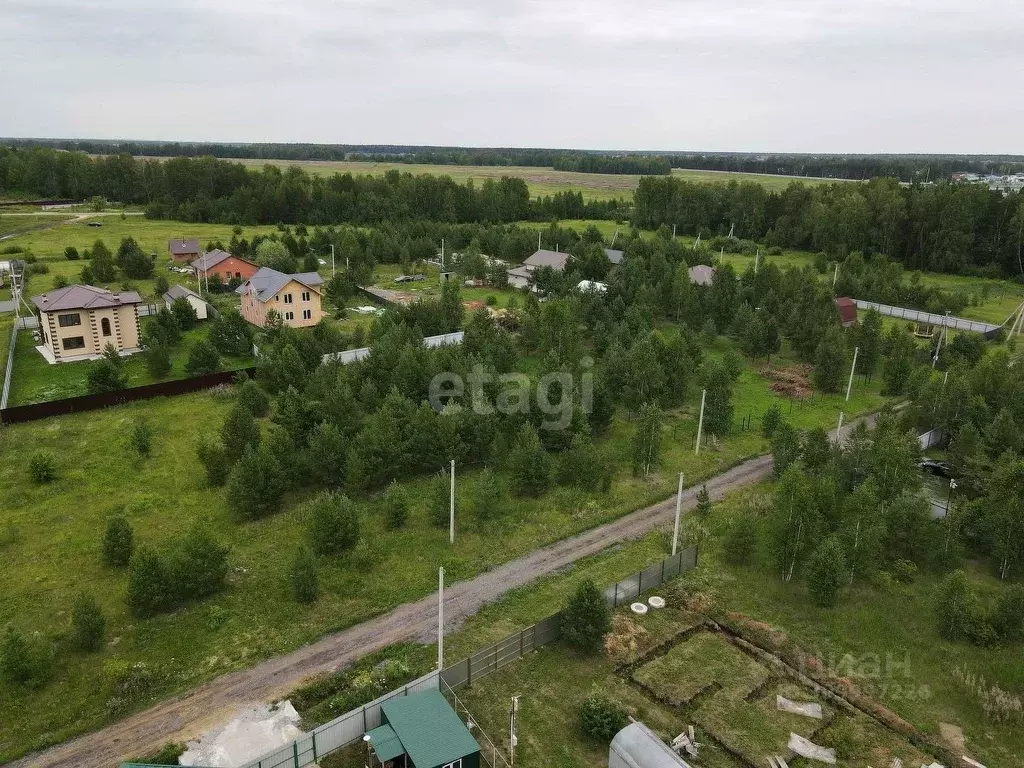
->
[
  {"left": 507, "top": 265, "right": 535, "bottom": 279},
  {"left": 163, "top": 284, "right": 205, "bottom": 303},
  {"left": 604, "top": 248, "right": 625, "bottom": 265},
  {"left": 523, "top": 249, "right": 569, "bottom": 271},
  {"left": 32, "top": 284, "right": 142, "bottom": 312},
  {"left": 168, "top": 238, "right": 201, "bottom": 256},
  {"left": 688, "top": 264, "right": 717, "bottom": 286},
  {"left": 235, "top": 267, "right": 325, "bottom": 303},
  {"left": 192, "top": 249, "right": 253, "bottom": 271},
  {"left": 380, "top": 690, "right": 479, "bottom": 768}
]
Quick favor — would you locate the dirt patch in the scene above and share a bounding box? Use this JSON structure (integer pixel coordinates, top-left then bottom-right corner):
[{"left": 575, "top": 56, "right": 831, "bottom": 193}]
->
[
  {"left": 940, "top": 722, "right": 966, "bottom": 753},
  {"left": 604, "top": 614, "right": 648, "bottom": 661},
  {"left": 760, "top": 363, "right": 813, "bottom": 399}
]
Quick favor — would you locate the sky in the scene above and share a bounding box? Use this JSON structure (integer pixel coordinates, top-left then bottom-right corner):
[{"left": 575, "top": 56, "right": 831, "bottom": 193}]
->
[{"left": 2, "top": 0, "right": 1024, "bottom": 154}]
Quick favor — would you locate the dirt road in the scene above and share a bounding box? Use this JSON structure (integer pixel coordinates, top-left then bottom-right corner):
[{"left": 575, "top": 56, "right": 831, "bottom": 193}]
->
[{"left": 13, "top": 415, "right": 879, "bottom": 768}]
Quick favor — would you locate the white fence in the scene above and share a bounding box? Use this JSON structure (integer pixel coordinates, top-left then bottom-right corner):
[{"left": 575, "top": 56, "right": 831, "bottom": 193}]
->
[
  {"left": 322, "top": 331, "right": 464, "bottom": 365},
  {"left": 852, "top": 299, "right": 1000, "bottom": 335},
  {"left": 238, "top": 670, "right": 440, "bottom": 768}
]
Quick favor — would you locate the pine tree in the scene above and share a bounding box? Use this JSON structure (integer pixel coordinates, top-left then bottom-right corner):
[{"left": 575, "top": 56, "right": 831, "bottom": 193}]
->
[
  {"left": 560, "top": 580, "right": 611, "bottom": 654},
  {"left": 807, "top": 536, "right": 847, "bottom": 607},
  {"left": 473, "top": 468, "right": 503, "bottom": 523},
  {"left": 102, "top": 515, "right": 134, "bottom": 567},
  {"left": 701, "top": 359, "right": 735, "bottom": 438},
  {"left": 383, "top": 481, "right": 408, "bottom": 530},
  {"left": 306, "top": 491, "right": 361, "bottom": 555},
  {"left": 813, "top": 325, "right": 847, "bottom": 394},
  {"left": 125, "top": 546, "right": 172, "bottom": 618},
  {"left": 291, "top": 545, "right": 318, "bottom": 604},
  {"left": 508, "top": 424, "right": 552, "bottom": 496},
  {"left": 196, "top": 436, "right": 231, "bottom": 486},
  {"left": 226, "top": 445, "right": 285, "bottom": 521},
  {"left": 723, "top": 511, "right": 759, "bottom": 565},
  {"left": 221, "top": 403, "right": 261, "bottom": 460},
  {"left": 144, "top": 343, "right": 172, "bottom": 379},
  {"left": 307, "top": 421, "right": 347, "bottom": 487},
  {"left": 70, "top": 593, "right": 106, "bottom": 652},
  {"left": 695, "top": 485, "right": 712, "bottom": 517},
  {"left": 882, "top": 325, "right": 916, "bottom": 395},
  {"left": 86, "top": 344, "right": 127, "bottom": 393},
  {"left": 184, "top": 340, "right": 221, "bottom": 377}
]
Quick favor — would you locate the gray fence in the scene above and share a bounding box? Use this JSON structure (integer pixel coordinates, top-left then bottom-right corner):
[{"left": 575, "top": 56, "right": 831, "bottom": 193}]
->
[
  {"left": 918, "top": 427, "right": 946, "bottom": 450},
  {"left": 0, "top": 321, "right": 15, "bottom": 410},
  {"left": 237, "top": 670, "right": 440, "bottom": 768},
  {"left": 852, "top": 299, "right": 1000, "bottom": 336},
  {"left": 440, "top": 546, "right": 699, "bottom": 691}
]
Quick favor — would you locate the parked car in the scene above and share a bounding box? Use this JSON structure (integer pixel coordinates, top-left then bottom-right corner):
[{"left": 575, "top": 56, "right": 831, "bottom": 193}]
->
[{"left": 919, "top": 459, "right": 954, "bottom": 478}]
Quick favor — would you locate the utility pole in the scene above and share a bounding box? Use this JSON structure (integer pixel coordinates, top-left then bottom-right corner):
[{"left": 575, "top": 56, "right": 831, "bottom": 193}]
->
[
  {"left": 832, "top": 262, "right": 839, "bottom": 288},
  {"left": 695, "top": 389, "right": 707, "bottom": 455},
  {"left": 836, "top": 411, "right": 844, "bottom": 443},
  {"left": 672, "top": 223, "right": 677, "bottom": 239},
  {"left": 754, "top": 249, "right": 760, "bottom": 274},
  {"left": 672, "top": 472, "right": 684, "bottom": 556},
  {"left": 449, "top": 459, "right": 455, "bottom": 545},
  {"left": 845, "top": 346, "right": 859, "bottom": 402},
  {"left": 437, "top": 566, "right": 445, "bottom": 670},
  {"left": 509, "top": 695, "right": 520, "bottom": 767},
  {"left": 330, "top": 243, "right": 335, "bottom": 278}
]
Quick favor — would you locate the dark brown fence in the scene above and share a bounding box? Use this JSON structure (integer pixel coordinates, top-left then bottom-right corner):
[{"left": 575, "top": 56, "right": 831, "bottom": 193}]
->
[{"left": 0, "top": 367, "right": 257, "bottom": 425}]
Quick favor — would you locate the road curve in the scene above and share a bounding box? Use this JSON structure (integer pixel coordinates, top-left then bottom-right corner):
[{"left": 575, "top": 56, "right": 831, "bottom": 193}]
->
[{"left": 11, "top": 413, "right": 880, "bottom": 768}]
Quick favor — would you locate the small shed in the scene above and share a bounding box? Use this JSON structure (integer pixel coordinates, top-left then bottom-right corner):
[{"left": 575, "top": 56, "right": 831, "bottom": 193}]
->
[
  {"left": 365, "top": 690, "right": 481, "bottom": 768},
  {"left": 834, "top": 297, "right": 858, "bottom": 328},
  {"left": 687, "top": 264, "right": 716, "bottom": 286},
  {"left": 168, "top": 238, "right": 201, "bottom": 262},
  {"left": 610, "top": 722, "right": 692, "bottom": 768},
  {"left": 163, "top": 284, "right": 209, "bottom": 320}
]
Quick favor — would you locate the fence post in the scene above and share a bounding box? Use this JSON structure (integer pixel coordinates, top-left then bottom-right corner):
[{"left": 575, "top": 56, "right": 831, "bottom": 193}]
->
[
  {"left": 660, "top": 558, "right": 665, "bottom": 584},
  {"left": 492, "top": 642, "right": 498, "bottom": 674},
  {"left": 363, "top": 705, "right": 367, "bottom": 732},
  {"left": 519, "top": 629, "right": 524, "bottom": 659},
  {"left": 614, "top": 582, "right": 618, "bottom": 607},
  {"left": 293, "top": 741, "right": 299, "bottom": 768},
  {"left": 467, "top": 656, "right": 472, "bottom": 687},
  {"left": 312, "top": 732, "right": 318, "bottom": 761}
]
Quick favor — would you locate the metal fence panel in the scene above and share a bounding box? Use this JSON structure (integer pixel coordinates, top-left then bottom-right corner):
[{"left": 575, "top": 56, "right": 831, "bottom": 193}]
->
[{"left": 639, "top": 563, "right": 663, "bottom": 592}]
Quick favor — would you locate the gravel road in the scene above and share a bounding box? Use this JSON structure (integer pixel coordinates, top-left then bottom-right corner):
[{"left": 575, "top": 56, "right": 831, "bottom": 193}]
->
[{"left": 12, "top": 414, "right": 879, "bottom": 768}]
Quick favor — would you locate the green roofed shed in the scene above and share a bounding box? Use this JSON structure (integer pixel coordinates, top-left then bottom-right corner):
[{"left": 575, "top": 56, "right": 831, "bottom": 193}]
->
[{"left": 371, "top": 689, "right": 481, "bottom": 768}]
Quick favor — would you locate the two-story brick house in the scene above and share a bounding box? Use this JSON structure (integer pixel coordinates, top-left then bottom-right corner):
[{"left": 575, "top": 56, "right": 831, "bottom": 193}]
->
[
  {"left": 31, "top": 285, "right": 142, "bottom": 362},
  {"left": 236, "top": 267, "right": 325, "bottom": 328}
]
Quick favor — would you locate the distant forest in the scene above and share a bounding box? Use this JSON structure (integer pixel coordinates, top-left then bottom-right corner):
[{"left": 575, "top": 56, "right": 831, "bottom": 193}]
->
[
  {"left": 2, "top": 146, "right": 1023, "bottom": 278},
  {"left": 7, "top": 138, "right": 1024, "bottom": 181}
]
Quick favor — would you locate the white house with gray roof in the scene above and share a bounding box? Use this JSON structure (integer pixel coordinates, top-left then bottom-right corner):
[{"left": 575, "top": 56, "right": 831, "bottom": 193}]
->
[{"left": 163, "top": 284, "right": 210, "bottom": 321}]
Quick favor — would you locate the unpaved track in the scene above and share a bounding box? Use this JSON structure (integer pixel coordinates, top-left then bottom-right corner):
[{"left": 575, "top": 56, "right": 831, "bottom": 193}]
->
[{"left": 13, "top": 415, "right": 878, "bottom": 768}]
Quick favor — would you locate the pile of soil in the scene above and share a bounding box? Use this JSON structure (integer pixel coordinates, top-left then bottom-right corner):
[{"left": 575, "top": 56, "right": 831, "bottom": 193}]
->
[{"left": 762, "top": 363, "right": 813, "bottom": 399}]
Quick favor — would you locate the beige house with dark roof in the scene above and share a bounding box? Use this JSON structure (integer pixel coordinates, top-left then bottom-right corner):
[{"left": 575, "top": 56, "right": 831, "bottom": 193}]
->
[
  {"left": 236, "top": 267, "right": 325, "bottom": 328},
  {"left": 31, "top": 285, "right": 143, "bottom": 363}
]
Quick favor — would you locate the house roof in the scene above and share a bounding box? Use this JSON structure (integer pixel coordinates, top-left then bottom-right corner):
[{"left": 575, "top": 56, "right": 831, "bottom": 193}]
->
[
  {"left": 235, "top": 267, "right": 325, "bottom": 303},
  {"left": 688, "top": 264, "right": 717, "bottom": 286},
  {"left": 507, "top": 265, "right": 535, "bottom": 279},
  {"left": 523, "top": 249, "right": 569, "bottom": 271},
  {"left": 365, "top": 724, "right": 405, "bottom": 763},
  {"left": 379, "top": 690, "right": 480, "bottom": 768},
  {"left": 604, "top": 248, "right": 625, "bottom": 265},
  {"left": 192, "top": 249, "right": 253, "bottom": 272},
  {"left": 163, "top": 284, "right": 205, "bottom": 303},
  {"left": 32, "top": 284, "right": 143, "bottom": 312},
  {"left": 168, "top": 238, "right": 201, "bottom": 256}
]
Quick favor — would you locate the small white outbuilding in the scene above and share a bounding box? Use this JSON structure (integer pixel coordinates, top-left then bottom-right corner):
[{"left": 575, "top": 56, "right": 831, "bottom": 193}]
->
[{"left": 163, "top": 284, "right": 209, "bottom": 321}]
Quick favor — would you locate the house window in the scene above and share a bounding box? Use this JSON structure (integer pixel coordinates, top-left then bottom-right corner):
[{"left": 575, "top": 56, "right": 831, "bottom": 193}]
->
[
  {"left": 235, "top": 272, "right": 241, "bottom": 279},
  {"left": 101, "top": 317, "right": 112, "bottom": 337},
  {"left": 284, "top": 293, "right": 293, "bottom": 304},
  {"left": 58, "top": 313, "right": 81, "bottom": 327},
  {"left": 302, "top": 309, "right": 311, "bottom": 320},
  {"left": 301, "top": 291, "right": 310, "bottom": 302},
  {"left": 62, "top": 336, "right": 86, "bottom": 350},
  {"left": 441, "top": 760, "right": 463, "bottom": 768},
  {"left": 285, "top": 311, "right": 294, "bottom": 321}
]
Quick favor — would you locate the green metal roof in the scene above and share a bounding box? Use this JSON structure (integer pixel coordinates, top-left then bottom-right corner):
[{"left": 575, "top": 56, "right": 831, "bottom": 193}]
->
[
  {"left": 381, "top": 690, "right": 480, "bottom": 768},
  {"left": 366, "top": 723, "right": 406, "bottom": 763}
]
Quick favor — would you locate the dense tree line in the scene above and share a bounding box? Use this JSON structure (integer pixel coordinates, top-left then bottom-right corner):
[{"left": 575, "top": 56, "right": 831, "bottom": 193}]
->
[
  {"left": 0, "top": 147, "right": 625, "bottom": 224},
  {"left": 551, "top": 155, "right": 670, "bottom": 175},
  {"left": 635, "top": 176, "right": 1024, "bottom": 277}
]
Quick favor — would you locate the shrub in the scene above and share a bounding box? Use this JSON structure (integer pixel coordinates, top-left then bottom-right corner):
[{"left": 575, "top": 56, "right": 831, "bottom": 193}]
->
[
  {"left": 993, "top": 584, "right": 1024, "bottom": 643},
  {"left": 52, "top": 274, "right": 69, "bottom": 290},
  {"left": 291, "top": 545, "right": 319, "bottom": 604},
  {"left": 383, "top": 481, "right": 408, "bottom": 530},
  {"left": 473, "top": 468, "right": 502, "bottom": 522},
  {"left": 209, "top": 310, "right": 254, "bottom": 357},
  {"left": 64, "top": 246, "right": 80, "bottom": 260},
  {"left": 307, "top": 491, "right": 361, "bottom": 555},
  {"left": 184, "top": 340, "right": 221, "bottom": 377},
  {"left": 0, "top": 625, "right": 52, "bottom": 687},
  {"left": 761, "top": 402, "right": 782, "bottom": 439},
  {"left": 235, "top": 377, "right": 270, "bottom": 417},
  {"left": 86, "top": 345, "right": 127, "bottom": 393},
  {"left": 807, "top": 536, "right": 847, "bottom": 607},
  {"left": 28, "top": 449, "right": 57, "bottom": 484},
  {"left": 130, "top": 418, "right": 153, "bottom": 457},
  {"left": 70, "top": 593, "right": 106, "bottom": 652},
  {"left": 561, "top": 580, "right": 611, "bottom": 654},
  {"left": 226, "top": 446, "right": 285, "bottom": 521},
  {"left": 485, "top": 294, "right": 498, "bottom": 306},
  {"left": 935, "top": 570, "right": 997, "bottom": 644},
  {"left": 102, "top": 515, "right": 134, "bottom": 567},
  {"left": 144, "top": 343, "right": 173, "bottom": 379},
  {"left": 153, "top": 275, "right": 170, "bottom": 295},
  {"left": 508, "top": 424, "right": 552, "bottom": 496},
  {"left": 195, "top": 436, "right": 231, "bottom": 486},
  {"left": 103, "top": 659, "right": 163, "bottom": 712},
  {"left": 557, "top": 433, "right": 606, "bottom": 490},
  {"left": 166, "top": 524, "right": 230, "bottom": 601},
  {"left": 723, "top": 511, "right": 758, "bottom": 565},
  {"left": 428, "top": 469, "right": 451, "bottom": 528},
  {"left": 578, "top": 694, "right": 627, "bottom": 742},
  {"left": 125, "top": 546, "right": 173, "bottom": 618}
]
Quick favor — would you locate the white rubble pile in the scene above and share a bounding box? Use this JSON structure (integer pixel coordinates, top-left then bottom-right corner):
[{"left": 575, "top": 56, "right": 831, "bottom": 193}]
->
[{"left": 180, "top": 701, "right": 304, "bottom": 768}]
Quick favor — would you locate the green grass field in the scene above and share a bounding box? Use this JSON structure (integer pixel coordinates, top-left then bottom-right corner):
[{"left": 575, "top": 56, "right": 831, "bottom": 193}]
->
[
  {"left": 0, "top": 214, "right": 76, "bottom": 238},
  {"left": 5, "top": 319, "right": 254, "bottom": 406},
  {"left": 0, "top": 333, "right": 890, "bottom": 761}
]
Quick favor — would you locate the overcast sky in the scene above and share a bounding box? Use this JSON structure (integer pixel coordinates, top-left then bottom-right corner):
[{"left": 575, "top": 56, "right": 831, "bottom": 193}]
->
[{"left": 2, "top": 0, "right": 1023, "bottom": 153}]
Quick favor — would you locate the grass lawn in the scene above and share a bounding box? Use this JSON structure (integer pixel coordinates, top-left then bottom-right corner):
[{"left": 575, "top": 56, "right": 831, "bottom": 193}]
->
[
  {"left": 5, "top": 320, "right": 254, "bottom": 406},
  {"left": 0, "top": 335, "right": 891, "bottom": 761},
  {"left": 0, "top": 214, "right": 76, "bottom": 238}
]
